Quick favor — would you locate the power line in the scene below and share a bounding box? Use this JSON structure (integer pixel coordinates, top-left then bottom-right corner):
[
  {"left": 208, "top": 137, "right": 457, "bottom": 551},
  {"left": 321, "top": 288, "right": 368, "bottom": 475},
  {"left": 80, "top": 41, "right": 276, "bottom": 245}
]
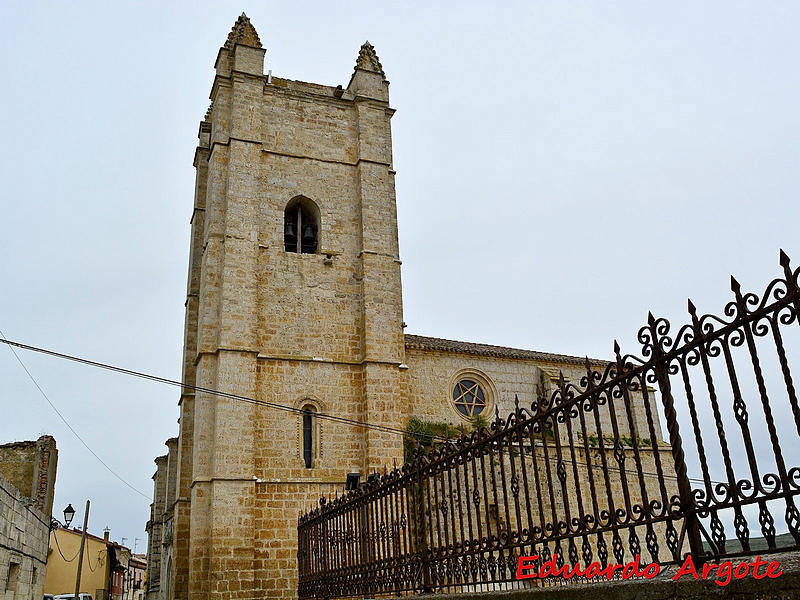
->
[
  {"left": 0, "top": 331, "right": 152, "bottom": 501},
  {"left": 51, "top": 528, "right": 79, "bottom": 563},
  {"left": 0, "top": 336, "right": 723, "bottom": 490},
  {"left": 0, "top": 336, "right": 434, "bottom": 441}
]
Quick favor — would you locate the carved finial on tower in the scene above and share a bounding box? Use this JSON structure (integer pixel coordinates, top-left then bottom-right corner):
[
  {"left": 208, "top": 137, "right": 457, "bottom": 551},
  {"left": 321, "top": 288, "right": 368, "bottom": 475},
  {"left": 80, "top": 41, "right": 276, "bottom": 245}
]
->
[
  {"left": 224, "top": 13, "right": 262, "bottom": 49},
  {"left": 204, "top": 102, "right": 214, "bottom": 123},
  {"left": 355, "top": 41, "right": 384, "bottom": 76}
]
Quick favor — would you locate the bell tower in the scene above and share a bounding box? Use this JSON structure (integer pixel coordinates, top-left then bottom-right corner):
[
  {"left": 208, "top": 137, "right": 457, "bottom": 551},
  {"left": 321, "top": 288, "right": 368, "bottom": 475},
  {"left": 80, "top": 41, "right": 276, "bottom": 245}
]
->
[{"left": 171, "top": 14, "right": 408, "bottom": 600}]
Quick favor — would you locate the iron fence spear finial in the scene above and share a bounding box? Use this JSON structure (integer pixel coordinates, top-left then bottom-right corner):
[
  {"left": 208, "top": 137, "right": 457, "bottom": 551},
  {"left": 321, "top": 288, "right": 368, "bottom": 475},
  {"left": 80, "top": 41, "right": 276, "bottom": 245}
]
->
[
  {"left": 731, "top": 275, "right": 742, "bottom": 296},
  {"left": 780, "top": 247, "right": 791, "bottom": 266},
  {"left": 779, "top": 250, "right": 796, "bottom": 290}
]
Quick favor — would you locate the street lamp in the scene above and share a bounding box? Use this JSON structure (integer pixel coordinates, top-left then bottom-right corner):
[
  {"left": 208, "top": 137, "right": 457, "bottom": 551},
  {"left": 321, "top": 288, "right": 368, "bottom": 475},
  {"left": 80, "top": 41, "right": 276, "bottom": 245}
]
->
[
  {"left": 50, "top": 504, "right": 77, "bottom": 531},
  {"left": 63, "top": 504, "right": 75, "bottom": 528}
]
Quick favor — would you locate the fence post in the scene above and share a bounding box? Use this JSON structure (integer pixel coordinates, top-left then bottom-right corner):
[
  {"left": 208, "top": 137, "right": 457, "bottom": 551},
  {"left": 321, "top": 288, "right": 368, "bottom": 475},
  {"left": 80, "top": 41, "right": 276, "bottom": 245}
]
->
[
  {"left": 408, "top": 446, "right": 432, "bottom": 594},
  {"left": 646, "top": 315, "right": 705, "bottom": 561},
  {"left": 319, "top": 497, "right": 330, "bottom": 600}
]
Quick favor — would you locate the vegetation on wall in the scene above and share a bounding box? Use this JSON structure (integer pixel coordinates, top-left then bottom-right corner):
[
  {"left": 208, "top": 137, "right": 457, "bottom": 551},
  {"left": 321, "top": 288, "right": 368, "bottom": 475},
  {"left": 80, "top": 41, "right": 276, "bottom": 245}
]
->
[
  {"left": 470, "top": 414, "right": 489, "bottom": 431},
  {"left": 404, "top": 417, "right": 461, "bottom": 462},
  {"left": 577, "top": 431, "right": 653, "bottom": 448}
]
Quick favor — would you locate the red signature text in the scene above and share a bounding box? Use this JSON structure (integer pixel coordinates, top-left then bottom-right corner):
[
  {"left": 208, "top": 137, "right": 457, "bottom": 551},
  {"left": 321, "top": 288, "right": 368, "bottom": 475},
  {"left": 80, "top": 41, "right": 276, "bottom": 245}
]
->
[{"left": 516, "top": 553, "right": 782, "bottom": 587}]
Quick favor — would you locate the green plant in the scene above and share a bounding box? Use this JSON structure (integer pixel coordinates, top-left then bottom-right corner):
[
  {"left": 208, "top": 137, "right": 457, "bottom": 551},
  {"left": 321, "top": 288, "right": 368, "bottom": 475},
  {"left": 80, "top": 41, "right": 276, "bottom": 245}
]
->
[
  {"left": 405, "top": 417, "right": 462, "bottom": 461},
  {"left": 471, "top": 414, "right": 489, "bottom": 431}
]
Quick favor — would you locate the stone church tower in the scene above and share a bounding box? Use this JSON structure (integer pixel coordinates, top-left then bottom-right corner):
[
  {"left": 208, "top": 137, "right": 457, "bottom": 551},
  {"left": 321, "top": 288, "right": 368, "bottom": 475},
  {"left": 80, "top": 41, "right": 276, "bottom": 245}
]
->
[{"left": 163, "top": 13, "right": 408, "bottom": 600}]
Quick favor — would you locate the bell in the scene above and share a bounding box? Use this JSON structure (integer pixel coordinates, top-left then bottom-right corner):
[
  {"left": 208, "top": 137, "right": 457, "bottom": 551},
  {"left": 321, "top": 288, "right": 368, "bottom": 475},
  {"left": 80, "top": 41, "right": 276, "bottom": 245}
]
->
[
  {"left": 302, "top": 224, "right": 315, "bottom": 243},
  {"left": 284, "top": 220, "right": 296, "bottom": 240}
]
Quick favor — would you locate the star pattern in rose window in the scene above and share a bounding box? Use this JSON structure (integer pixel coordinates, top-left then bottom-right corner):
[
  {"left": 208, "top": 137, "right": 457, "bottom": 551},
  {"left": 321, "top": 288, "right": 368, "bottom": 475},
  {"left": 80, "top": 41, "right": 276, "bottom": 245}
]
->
[{"left": 452, "top": 379, "right": 487, "bottom": 417}]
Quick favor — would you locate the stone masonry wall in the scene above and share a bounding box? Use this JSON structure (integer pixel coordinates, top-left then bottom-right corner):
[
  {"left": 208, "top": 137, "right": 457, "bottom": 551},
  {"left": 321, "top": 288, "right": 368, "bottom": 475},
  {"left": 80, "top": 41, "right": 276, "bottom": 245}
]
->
[
  {"left": 405, "top": 348, "right": 665, "bottom": 446},
  {"left": 146, "top": 456, "right": 167, "bottom": 600},
  {"left": 0, "top": 473, "right": 51, "bottom": 600}
]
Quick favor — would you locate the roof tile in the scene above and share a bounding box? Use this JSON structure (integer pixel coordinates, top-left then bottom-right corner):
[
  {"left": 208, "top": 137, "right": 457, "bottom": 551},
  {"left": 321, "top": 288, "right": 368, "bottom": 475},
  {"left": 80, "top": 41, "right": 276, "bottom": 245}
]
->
[{"left": 404, "top": 334, "right": 608, "bottom": 366}]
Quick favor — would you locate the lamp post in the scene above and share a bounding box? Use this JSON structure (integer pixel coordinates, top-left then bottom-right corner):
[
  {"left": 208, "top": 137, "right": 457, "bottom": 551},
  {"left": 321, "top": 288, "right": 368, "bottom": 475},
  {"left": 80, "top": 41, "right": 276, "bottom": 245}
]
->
[
  {"left": 74, "top": 500, "right": 90, "bottom": 600},
  {"left": 50, "top": 503, "right": 76, "bottom": 531}
]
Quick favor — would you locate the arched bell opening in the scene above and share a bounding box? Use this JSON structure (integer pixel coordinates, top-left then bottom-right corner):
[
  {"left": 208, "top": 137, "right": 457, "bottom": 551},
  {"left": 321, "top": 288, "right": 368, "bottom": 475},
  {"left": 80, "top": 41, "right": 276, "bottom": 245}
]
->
[{"left": 284, "top": 196, "right": 320, "bottom": 254}]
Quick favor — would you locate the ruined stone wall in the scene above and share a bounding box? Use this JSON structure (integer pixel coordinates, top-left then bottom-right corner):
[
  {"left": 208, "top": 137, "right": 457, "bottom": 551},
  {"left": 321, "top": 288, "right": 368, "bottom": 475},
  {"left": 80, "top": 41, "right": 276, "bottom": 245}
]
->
[
  {"left": 0, "top": 436, "right": 56, "bottom": 600},
  {"left": 0, "top": 436, "right": 57, "bottom": 518}
]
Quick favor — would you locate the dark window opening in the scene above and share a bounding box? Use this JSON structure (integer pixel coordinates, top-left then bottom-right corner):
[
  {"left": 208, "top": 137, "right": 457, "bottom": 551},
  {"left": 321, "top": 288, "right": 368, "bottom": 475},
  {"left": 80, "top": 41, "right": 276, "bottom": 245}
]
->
[
  {"left": 284, "top": 197, "right": 319, "bottom": 254},
  {"left": 302, "top": 406, "right": 315, "bottom": 468},
  {"left": 6, "top": 563, "right": 19, "bottom": 593}
]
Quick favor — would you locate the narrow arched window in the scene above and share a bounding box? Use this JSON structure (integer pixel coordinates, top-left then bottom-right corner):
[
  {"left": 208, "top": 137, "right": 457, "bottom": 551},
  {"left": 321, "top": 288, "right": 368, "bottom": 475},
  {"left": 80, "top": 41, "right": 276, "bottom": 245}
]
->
[
  {"left": 302, "top": 405, "right": 316, "bottom": 468},
  {"left": 284, "top": 196, "right": 319, "bottom": 253}
]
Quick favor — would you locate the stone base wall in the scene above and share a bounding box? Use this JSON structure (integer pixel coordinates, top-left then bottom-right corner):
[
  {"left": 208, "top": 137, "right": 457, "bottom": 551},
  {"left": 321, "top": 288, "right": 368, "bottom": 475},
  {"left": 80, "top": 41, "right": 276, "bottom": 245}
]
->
[
  {"left": 425, "top": 552, "right": 800, "bottom": 600},
  {"left": 255, "top": 482, "right": 341, "bottom": 599},
  {"left": 0, "top": 473, "right": 49, "bottom": 600}
]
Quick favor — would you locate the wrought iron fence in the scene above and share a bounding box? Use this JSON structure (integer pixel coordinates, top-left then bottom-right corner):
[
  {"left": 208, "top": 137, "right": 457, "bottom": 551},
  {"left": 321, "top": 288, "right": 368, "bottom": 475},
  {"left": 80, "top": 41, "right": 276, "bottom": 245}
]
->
[{"left": 297, "top": 252, "right": 800, "bottom": 598}]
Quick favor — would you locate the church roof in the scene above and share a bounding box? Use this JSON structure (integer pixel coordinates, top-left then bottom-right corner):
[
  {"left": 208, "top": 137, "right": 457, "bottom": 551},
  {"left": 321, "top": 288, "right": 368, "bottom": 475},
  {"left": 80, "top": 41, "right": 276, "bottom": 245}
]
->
[
  {"left": 224, "top": 13, "right": 262, "bottom": 49},
  {"left": 404, "top": 334, "right": 608, "bottom": 366}
]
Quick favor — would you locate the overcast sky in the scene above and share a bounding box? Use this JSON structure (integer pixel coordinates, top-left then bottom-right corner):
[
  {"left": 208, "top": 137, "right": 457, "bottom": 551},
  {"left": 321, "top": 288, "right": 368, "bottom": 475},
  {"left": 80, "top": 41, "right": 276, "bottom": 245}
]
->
[{"left": 1, "top": 1, "right": 799, "bottom": 548}]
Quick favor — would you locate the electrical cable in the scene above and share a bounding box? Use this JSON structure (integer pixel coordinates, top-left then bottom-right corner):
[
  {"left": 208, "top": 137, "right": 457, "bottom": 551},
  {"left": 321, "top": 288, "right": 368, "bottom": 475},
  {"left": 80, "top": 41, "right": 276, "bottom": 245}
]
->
[
  {"left": 0, "top": 336, "right": 438, "bottom": 441},
  {"left": 0, "top": 335, "right": 725, "bottom": 491},
  {"left": 0, "top": 331, "right": 152, "bottom": 500},
  {"left": 85, "top": 549, "right": 99, "bottom": 572},
  {"left": 51, "top": 528, "right": 79, "bottom": 563}
]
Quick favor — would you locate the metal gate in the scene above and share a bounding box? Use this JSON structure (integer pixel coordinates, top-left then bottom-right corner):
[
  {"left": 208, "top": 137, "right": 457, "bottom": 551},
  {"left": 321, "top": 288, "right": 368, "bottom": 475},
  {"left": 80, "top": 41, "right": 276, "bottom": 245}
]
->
[{"left": 298, "top": 251, "right": 800, "bottom": 597}]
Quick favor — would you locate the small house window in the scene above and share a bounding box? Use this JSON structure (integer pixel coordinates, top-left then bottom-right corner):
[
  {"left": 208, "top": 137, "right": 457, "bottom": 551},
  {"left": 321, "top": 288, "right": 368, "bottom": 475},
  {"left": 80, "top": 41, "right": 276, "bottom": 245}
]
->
[
  {"left": 284, "top": 196, "right": 319, "bottom": 254},
  {"left": 302, "top": 405, "right": 316, "bottom": 468}
]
